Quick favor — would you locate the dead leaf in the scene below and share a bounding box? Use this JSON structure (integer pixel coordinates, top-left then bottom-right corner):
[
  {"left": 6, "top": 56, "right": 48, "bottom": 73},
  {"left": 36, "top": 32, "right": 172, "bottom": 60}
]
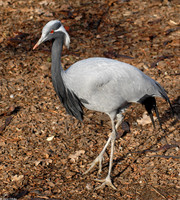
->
[
  {"left": 137, "top": 112, "right": 157, "bottom": 126},
  {"left": 68, "top": 150, "right": 85, "bottom": 163},
  {"left": 12, "top": 175, "right": 24, "bottom": 182}
]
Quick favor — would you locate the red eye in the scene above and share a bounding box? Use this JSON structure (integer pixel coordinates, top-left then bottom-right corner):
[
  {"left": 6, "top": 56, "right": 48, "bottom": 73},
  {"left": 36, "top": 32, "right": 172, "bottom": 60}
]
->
[{"left": 50, "top": 30, "right": 54, "bottom": 34}]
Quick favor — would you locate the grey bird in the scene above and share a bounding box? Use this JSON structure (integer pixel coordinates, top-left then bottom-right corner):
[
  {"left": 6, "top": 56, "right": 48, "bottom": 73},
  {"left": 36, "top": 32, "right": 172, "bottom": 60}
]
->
[{"left": 33, "top": 20, "right": 173, "bottom": 189}]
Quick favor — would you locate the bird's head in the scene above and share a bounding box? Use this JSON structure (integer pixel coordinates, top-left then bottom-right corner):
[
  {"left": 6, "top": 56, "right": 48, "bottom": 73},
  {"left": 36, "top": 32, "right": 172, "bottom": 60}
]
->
[{"left": 33, "top": 20, "right": 70, "bottom": 50}]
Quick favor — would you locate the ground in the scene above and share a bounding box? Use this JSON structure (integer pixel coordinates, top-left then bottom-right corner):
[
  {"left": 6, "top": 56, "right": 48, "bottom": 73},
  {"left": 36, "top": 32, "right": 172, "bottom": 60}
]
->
[{"left": 0, "top": 0, "right": 179, "bottom": 199}]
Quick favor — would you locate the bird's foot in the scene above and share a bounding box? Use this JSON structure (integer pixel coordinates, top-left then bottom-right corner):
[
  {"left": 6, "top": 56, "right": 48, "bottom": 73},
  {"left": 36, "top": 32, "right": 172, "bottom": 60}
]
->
[
  {"left": 83, "top": 154, "right": 104, "bottom": 175},
  {"left": 94, "top": 175, "right": 116, "bottom": 190}
]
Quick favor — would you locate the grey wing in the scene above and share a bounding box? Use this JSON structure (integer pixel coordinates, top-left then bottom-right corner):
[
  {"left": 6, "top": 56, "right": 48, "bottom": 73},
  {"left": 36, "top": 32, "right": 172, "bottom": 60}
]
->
[{"left": 63, "top": 57, "right": 172, "bottom": 113}]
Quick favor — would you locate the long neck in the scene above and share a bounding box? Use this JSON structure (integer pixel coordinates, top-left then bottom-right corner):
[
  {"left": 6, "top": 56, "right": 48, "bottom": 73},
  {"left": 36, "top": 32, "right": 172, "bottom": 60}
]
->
[
  {"left": 51, "top": 36, "right": 64, "bottom": 75},
  {"left": 50, "top": 34, "right": 84, "bottom": 121},
  {"left": 51, "top": 36, "right": 66, "bottom": 102}
]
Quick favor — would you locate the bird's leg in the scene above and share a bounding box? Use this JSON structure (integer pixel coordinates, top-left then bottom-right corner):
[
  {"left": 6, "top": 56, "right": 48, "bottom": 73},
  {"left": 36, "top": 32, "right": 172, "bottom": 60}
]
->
[
  {"left": 115, "top": 113, "right": 124, "bottom": 130},
  {"left": 83, "top": 114, "right": 119, "bottom": 175},
  {"left": 83, "top": 136, "right": 111, "bottom": 175},
  {"left": 94, "top": 116, "right": 121, "bottom": 190},
  {"left": 95, "top": 129, "right": 116, "bottom": 190},
  {"left": 84, "top": 114, "right": 122, "bottom": 190}
]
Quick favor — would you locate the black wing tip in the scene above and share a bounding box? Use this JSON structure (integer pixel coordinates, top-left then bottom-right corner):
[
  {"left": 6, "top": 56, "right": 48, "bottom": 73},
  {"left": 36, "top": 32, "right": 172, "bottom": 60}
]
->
[
  {"left": 139, "top": 96, "right": 162, "bottom": 129},
  {"left": 160, "top": 93, "right": 174, "bottom": 116},
  {"left": 155, "top": 82, "right": 174, "bottom": 116},
  {"left": 166, "top": 98, "right": 174, "bottom": 116}
]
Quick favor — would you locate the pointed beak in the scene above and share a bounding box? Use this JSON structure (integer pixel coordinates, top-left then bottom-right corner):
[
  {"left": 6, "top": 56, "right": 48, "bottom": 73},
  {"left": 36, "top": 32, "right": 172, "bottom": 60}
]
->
[
  {"left": 33, "top": 42, "right": 39, "bottom": 50},
  {"left": 33, "top": 36, "right": 44, "bottom": 50},
  {"left": 33, "top": 39, "right": 41, "bottom": 50}
]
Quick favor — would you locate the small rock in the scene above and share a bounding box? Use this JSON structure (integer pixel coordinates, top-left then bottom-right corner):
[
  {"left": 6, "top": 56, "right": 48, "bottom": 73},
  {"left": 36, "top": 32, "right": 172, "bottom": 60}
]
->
[{"left": 46, "top": 135, "right": 54, "bottom": 141}]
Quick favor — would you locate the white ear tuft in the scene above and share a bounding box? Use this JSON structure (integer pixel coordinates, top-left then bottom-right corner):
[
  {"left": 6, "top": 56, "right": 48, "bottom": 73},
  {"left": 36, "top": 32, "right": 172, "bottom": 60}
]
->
[
  {"left": 55, "top": 25, "right": 70, "bottom": 49},
  {"left": 64, "top": 30, "right": 70, "bottom": 49}
]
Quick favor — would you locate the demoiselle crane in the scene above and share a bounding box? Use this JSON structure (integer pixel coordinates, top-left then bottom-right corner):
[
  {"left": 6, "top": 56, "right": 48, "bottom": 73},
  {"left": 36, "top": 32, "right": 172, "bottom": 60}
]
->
[{"left": 33, "top": 20, "right": 173, "bottom": 189}]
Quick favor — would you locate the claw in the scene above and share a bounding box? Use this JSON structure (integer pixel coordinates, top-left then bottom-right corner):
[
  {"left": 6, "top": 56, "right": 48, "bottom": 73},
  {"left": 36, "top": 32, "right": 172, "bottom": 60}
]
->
[
  {"left": 83, "top": 133, "right": 116, "bottom": 190},
  {"left": 94, "top": 176, "right": 117, "bottom": 190},
  {"left": 97, "top": 158, "right": 102, "bottom": 175},
  {"left": 83, "top": 154, "right": 104, "bottom": 175}
]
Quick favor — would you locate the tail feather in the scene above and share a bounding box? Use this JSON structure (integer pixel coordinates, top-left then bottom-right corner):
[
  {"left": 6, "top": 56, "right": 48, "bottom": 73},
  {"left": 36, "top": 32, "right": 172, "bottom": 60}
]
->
[
  {"left": 140, "top": 96, "right": 163, "bottom": 130},
  {"left": 155, "top": 82, "right": 174, "bottom": 115},
  {"left": 138, "top": 81, "right": 173, "bottom": 129}
]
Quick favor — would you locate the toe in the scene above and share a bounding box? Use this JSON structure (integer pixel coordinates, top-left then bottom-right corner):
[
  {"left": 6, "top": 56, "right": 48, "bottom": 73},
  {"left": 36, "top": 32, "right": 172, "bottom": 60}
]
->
[{"left": 94, "top": 177, "right": 117, "bottom": 190}]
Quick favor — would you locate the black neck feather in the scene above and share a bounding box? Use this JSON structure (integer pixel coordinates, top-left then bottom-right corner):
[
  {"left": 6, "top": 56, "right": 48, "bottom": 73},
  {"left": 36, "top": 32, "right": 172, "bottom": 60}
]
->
[{"left": 51, "top": 34, "right": 84, "bottom": 121}]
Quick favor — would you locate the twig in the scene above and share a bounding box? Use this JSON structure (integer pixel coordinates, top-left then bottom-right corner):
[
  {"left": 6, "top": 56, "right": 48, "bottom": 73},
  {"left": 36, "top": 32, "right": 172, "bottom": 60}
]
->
[
  {"left": 129, "top": 143, "right": 180, "bottom": 159},
  {"left": 131, "top": 143, "right": 179, "bottom": 154},
  {"left": 0, "top": 116, "right": 13, "bottom": 134},
  {"left": 149, "top": 185, "right": 167, "bottom": 199},
  {"left": 151, "top": 55, "right": 174, "bottom": 68},
  {"left": 148, "top": 155, "right": 180, "bottom": 159}
]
